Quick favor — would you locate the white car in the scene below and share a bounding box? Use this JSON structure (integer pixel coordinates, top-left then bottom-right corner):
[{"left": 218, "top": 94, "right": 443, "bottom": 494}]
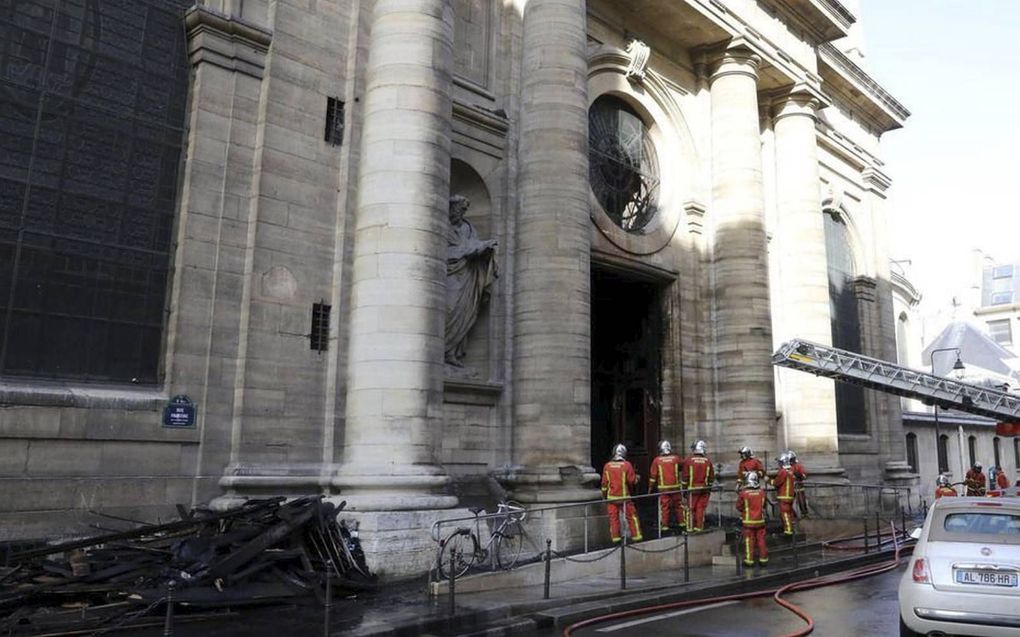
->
[{"left": 899, "top": 497, "right": 1020, "bottom": 636}]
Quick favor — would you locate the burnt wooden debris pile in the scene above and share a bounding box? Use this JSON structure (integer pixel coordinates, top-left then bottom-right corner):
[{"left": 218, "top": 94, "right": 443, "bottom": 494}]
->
[{"left": 0, "top": 496, "right": 373, "bottom": 634}]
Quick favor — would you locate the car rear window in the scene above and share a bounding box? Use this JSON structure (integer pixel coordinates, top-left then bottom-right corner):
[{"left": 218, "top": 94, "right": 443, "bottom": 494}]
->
[{"left": 929, "top": 510, "right": 1020, "bottom": 544}]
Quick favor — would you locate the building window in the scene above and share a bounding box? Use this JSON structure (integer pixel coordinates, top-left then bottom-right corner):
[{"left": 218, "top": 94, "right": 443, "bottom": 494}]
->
[
  {"left": 938, "top": 434, "right": 950, "bottom": 474},
  {"left": 588, "top": 95, "right": 660, "bottom": 233},
  {"left": 968, "top": 435, "right": 977, "bottom": 467},
  {"left": 991, "top": 291, "right": 1013, "bottom": 306},
  {"left": 324, "top": 97, "right": 345, "bottom": 146},
  {"left": 824, "top": 211, "right": 866, "bottom": 434},
  {"left": 310, "top": 302, "right": 331, "bottom": 352},
  {"left": 905, "top": 433, "right": 918, "bottom": 473},
  {"left": 993, "top": 264, "right": 1014, "bottom": 279},
  {"left": 988, "top": 320, "right": 1013, "bottom": 346},
  {"left": 0, "top": 0, "right": 192, "bottom": 383},
  {"left": 994, "top": 437, "right": 1002, "bottom": 468},
  {"left": 1015, "top": 438, "right": 1020, "bottom": 468}
]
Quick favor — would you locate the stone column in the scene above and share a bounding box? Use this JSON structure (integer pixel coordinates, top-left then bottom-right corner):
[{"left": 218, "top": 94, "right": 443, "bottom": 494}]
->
[
  {"left": 335, "top": 0, "right": 457, "bottom": 512},
  {"left": 709, "top": 48, "right": 777, "bottom": 461},
  {"left": 509, "top": 0, "right": 596, "bottom": 503},
  {"left": 771, "top": 90, "right": 840, "bottom": 469}
]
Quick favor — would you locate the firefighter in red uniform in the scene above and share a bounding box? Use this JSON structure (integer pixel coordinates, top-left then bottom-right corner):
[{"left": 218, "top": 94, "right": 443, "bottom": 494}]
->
[
  {"left": 601, "top": 444, "right": 643, "bottom": 542},
  {"left": 649, "top": 440, "right": 685, "bottom": 531},
  {"left": 989, "top": 466, "right": 1010, "bottom": 497},
  {"left": 787, "top": 449, "right": 809, "bottom": 518},
  {"left": 964, "top": 462, "right": 986, "bottom": 496},
  {"left": 681, "top": 440, "right": 714, "bottom": 532},
  {"left": 934, "top": 474, "right": 957, "bottom": 499},
  {"left": 736, "top": 446, "right": 766, "bottom": 490},
  {"left": 773, "top": 454, "right": 797, "bottom": 536},
  {"left": 736, "top": 471, "right": 768, "bottom": 567}
]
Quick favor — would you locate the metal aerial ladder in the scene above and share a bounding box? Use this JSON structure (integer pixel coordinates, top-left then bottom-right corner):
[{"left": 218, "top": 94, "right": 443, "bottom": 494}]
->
[{"left": 772, "top": 339, "right": 1020, "bottom": 423}]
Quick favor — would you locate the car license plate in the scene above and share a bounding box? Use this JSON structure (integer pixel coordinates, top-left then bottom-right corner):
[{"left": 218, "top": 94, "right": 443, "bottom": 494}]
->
[{"left": 955, "top": 569, "right": 1018, "bottom": 587}]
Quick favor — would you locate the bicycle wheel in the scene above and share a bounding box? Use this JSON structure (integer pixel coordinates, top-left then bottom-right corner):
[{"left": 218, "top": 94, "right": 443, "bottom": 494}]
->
[
  {"left": 438, "top": 530, "right": 476, "bottom": 579},
  {"left": 494, "top": 520, "right": 524, "bottom": 570}
]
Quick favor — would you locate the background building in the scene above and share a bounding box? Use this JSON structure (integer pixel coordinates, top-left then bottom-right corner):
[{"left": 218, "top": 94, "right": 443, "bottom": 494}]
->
[{"left": 0, "top": 0, "right": 913, "bottom": 575}]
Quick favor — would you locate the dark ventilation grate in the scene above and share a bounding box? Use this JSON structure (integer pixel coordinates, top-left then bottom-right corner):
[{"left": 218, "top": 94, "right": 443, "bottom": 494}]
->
[
  {"left": 324, "top": 97, "right": 344, "bottom": 146},
  {"left": 310, "top": 302, "right": 331, "bottom": 352}
]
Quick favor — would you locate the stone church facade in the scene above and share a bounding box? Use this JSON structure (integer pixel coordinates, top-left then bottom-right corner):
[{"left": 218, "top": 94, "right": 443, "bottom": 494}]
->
[{"left": 0, "top": 0, "right": 912, "bottom": 575}]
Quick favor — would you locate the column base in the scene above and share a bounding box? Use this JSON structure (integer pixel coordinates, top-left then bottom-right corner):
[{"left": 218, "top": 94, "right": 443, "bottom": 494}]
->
[{"left": 499, "top": 464, "right": 601, "bottom": 504}]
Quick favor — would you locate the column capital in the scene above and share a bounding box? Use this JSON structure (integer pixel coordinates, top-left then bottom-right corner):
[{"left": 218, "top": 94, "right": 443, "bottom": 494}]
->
[
  {"left": 707, "top": 45, "right": 761, "bottom": 84},
  {"left": 770, "top": 85, "right": 829, "bottom": 122}
]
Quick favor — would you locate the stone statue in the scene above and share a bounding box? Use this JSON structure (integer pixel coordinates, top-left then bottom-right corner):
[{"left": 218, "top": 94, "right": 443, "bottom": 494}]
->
[{"left": 445, "top": 195, "right": 498, "bottom": 366}]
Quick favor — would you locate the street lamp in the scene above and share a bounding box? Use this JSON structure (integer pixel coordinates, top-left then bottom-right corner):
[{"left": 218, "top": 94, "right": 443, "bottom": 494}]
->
[{"left": 930, "top": 347, "right": 966, "bottom": 475}]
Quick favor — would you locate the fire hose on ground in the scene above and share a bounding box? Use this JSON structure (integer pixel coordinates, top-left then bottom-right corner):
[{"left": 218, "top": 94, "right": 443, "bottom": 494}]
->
[{"left": 563, "top": 522, "right": 911, "bottom": 637}]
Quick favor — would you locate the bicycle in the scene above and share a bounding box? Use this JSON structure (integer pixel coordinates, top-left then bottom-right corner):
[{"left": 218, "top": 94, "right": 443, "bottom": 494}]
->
[{"left": 436, "top": 501, "right": 527, "bottom": 579}]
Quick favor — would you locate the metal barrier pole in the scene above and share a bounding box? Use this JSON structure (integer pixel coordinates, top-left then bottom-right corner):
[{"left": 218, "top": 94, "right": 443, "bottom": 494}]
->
[
  {"left": 683, "top": 532, "right": 689, "bottom": 583},
  {"left": 448, "top": 549, "right": 457, "bottom": 614},
  {"left": 620, "top": 532, "right": 627, "bottom": 591},
  {"left": 323, "top": 561, "right": 333, "bottom": 637},
  {"left": 163, "top": 580, "right": 175, "bottom": 637},
  {"left": 863, "top": 518, "right": 869, "bottom": 553},
  {"left": 734, "top": 529, "right": 741, "bottom": 575},
  {"left": 900, "top": 506, "right": 906, "bottom": 538},
  {"left": 543, "top": 539, "right": 552, "bottom": 600},
  {"left": 907, "top": 487, "right": 913, "bottom": 515},
  {"left": 584, "top": 503, "right": 589, "bottom": 554},
  {"left": 875, "top": 511, "right": 881, "bottom": 549},
  {"left": 791, "top": 523, "right": 798, "bottom": 568}
]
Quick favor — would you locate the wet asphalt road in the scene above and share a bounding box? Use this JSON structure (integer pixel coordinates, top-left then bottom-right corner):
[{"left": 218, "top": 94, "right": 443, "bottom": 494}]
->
[{"left": 563, "top": 563, "right": 907, "bottom": 637}]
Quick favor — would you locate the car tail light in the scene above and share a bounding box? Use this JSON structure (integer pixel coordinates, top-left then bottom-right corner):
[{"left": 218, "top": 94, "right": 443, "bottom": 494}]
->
[
  {"left": 975, "top": 501, "right": 1002, "bottom": 507},
  {"left": 912, "top": 558, "right": 931, "bottom": 584}
]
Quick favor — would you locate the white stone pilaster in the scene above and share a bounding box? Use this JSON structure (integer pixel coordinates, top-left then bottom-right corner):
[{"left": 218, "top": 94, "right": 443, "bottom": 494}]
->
[
  {"left": 709, "top": 48, "right": 777, "bottom": 461},
  {"left": 335, "top": 0, "right": 457, "bottom": 511},
  {"left": 508, "top": 0, "right": 598, "bottom": 502},
  {"left": 771, "top": 90, "right": 840, "bottom": 467}
]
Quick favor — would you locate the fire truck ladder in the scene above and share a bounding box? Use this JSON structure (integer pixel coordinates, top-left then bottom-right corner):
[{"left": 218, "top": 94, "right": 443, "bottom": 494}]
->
[{"left": 772, "top": 339, "right": 1020, "bottom": 422}]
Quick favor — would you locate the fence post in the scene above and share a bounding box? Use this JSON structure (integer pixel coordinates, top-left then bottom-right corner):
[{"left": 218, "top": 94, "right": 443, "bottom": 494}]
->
[
  {"left": 323, "top": 560, "right": 333, "bottom": 637},
  {"left": 791, "top": 523, "right": 798, "bottom": 568},
  {"left": 863, "top": 518, "right": 869, "bottom": 553},
  {"left": 875, "top": 511, "right": 881, "bottom": 549},
  {"left": 543, "top": 539, "right": 552, "bottom": 600},
  {"left": 620, "top": 531, "right": 627, "bottom": 590},
  {"left": 900, "top": 506, "right": 906, "bottom": 538},
  {"left": 448, "top": 549, "right": 457, "bottom": 614},
  {"left": 584, "top": 503, "right": 589, "bottom": 555},
  {"left": 734, "top": 529, "right": 741, "bottom": 575},
  {"left": 163, "top": 580, "right": 175, "bottom": 637}
]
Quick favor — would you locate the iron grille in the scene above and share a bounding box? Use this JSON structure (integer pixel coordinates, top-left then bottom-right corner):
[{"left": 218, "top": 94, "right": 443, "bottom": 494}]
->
[
  {"left": 0, "top": 0, "right": 191, "bottom": 383},
  {"left": 310, "top": 302, "right": 330, "bottom": 352},
  {"left": 324, "top": 96, "right": 344, "bottom": 146},
  {"left": 588, "top": 95, "right": 660, "bottom": 233}
]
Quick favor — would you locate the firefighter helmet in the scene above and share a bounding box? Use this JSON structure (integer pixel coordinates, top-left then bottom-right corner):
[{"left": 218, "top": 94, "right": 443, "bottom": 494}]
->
[
  {"left": 936, "top": 474, "right": 950, "bottom": 487},
  {"left": 973, "top": 461, "right": 982, "bottom": 471},
  {"left": 658, "top": 440, "right": 672, "bottom": 455},
  {"left": 612, "top": 444, "right": 627, "bottom": 460},
  {"left": 745, "top": 471, "right": 760, "bottom": 488},
  {"left": 786, "top": 449, "right": 798, "bottom": 462},
  {"left": 693, "top": 440, "right": 707, "bottom": 455},
  {"left": 739, "top": 446, "right": 752, "bottom": 460},
  {"left": 777, "top": 453, "right": 791, "bottom": 467}
]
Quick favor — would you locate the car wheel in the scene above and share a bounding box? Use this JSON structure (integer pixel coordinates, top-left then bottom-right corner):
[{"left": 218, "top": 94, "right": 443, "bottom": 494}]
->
[{"left": 899, "top": 616, "right": 919, "bottom": 637}]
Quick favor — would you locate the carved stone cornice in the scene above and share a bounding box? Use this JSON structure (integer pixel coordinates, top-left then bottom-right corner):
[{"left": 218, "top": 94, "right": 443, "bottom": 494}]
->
[
  {"left": 707, "top": 45, "right": 761, "bottom": 83},
  {"left": 890, "top": 268, "right": 922, "bottom": 307},
  {"left": 818, "top": 43, "right": 910, "bottom": 132},
  {"left": 853, "top": 276, "right": 878, "bottom": 302},
  {"left": 862, "top": 166, "right": 893, "bottom": 194},
  {"left": 185, "top": 5, "right": 272, "bottom": 79}
]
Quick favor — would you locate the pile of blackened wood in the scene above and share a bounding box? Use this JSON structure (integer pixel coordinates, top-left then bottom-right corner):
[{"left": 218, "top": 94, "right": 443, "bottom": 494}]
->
[{"left": 0, "top": 496, "right": 373, "bottom": 634}]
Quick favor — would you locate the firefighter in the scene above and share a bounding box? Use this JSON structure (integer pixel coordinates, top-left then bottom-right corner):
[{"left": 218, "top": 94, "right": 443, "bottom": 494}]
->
[
  {"left": 648, "top": 440, "right": 685, "bottom": 531},
  {"left": 736, "top": 471, "right": 768, "bottom": 567},
  {"left": 737, "top": 446, "right": 766, "bottom": 490},
  {"left": 601, "top": 444, "right": 643, "bottom": 542},
  {"left": 773, "top": 454, "right": 797, "bottom": 536},
  {"left": 989, "top": 465, "right": 1010, "bottom": 497},
  {"left": 681, "top": 440, "right": 714, "bottom": 532},
  {"left": 934, "top": 474, "right": 957, "bottom": 499},
  {"left": 787, "top": 449, "right": 809, "bottom": 518},
  {"left": 964, "top": 462, "right": 986, "bottom": 497}
]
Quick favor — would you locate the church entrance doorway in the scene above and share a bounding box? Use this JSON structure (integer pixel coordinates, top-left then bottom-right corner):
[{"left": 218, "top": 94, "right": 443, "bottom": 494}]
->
[{"left": 590, "top": 267, "right": 663, "bottom": 491}]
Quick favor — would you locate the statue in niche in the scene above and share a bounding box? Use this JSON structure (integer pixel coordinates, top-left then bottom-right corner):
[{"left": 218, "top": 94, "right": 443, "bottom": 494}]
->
[{"left": 445, "top": 195, "right": 498, "bottom": 367}]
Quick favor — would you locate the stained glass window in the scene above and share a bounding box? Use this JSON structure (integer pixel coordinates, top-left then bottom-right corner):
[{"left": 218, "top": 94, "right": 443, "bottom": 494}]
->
[
  {"left": 0, "top": 0, "right": 190, "bottom": 383},
  {"left": 588, "top": 95, "right": 660, "bottom": 233}
]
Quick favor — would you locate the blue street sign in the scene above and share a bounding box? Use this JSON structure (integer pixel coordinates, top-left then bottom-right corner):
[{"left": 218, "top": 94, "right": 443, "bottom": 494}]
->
[{"left": 163, "top": 394, "right": 197, "bottom": 428}]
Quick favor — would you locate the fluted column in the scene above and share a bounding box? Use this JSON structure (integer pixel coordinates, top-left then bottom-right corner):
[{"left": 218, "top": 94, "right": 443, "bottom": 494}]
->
[
  {"left": 335, "top": 0, "right": 457, "bottom": 511},
  {"left": 772, "top": 90, "right": 840, "bottom": 467},
  {"left": 709, "top": 48, "right": 777, "bottom": 459},
  {"left": 509, "top": 0, "right": 596, "bottom": 502}
]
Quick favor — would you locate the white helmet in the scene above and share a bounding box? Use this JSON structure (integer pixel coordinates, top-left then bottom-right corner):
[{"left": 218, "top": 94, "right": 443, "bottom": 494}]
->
[
  {"left": 936, "top": 474, "right": 950, "bottom": 487},
  {"left": 777, "top": 453, "right": 791, "bottom": 468},
  {"left": 693, "top": 440, "right": 707, "bottom": 455},
  {"left": 658, "top": 440, "right": 672, "bottom": 455},
  {"left": 612, "top": 443, "right": 627, "bottom": 460},
  {"left": 786, "top": 449, "right": 798, "bottom": 462},
  {"left": 744, "top": 471, "right": 760, "bottom": 488},
  {"left": 973, "top": 461, "right": 982, "bottom": 471},
  {"left": 739, "top": 446, "right": 752, "bottom": 460}
]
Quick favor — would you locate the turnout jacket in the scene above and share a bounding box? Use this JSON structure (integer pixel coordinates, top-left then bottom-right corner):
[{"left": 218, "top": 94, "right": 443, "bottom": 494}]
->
[
  {"left": 737, "top": 457, "right": 766, "bottom": 485},
  {"left": 736, "top": 488, "right": 767, "bottom": 526},
  {"left": 681, "top": 454, "right": 715, "bottom": 489},
  {"left": 649, "top": 454, "right": 683, "bottom": 490},
  {"left": 773, "top": 467, "right": 796, "bottom": 500},
  {"left": 602, "top": 460, "right": 638, "bottom": 500}
]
